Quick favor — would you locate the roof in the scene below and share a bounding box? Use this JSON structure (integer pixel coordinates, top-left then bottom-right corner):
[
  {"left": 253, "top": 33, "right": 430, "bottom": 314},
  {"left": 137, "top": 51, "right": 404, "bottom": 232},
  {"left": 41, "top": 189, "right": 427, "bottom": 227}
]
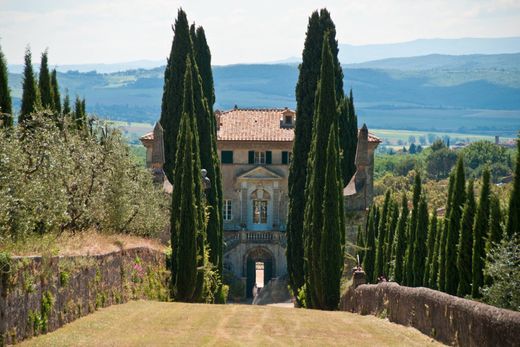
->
[
  {"left": 139, "top": 108, "right": 382, "bottom": 143},
  {"left": 217, "top": 108, "right": 295, "bottom": 142}
]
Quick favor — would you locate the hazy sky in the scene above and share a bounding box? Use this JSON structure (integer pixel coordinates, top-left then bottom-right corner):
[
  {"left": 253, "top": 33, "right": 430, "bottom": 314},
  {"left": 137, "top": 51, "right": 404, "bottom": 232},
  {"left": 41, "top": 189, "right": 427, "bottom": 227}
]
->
[{"left": 1, "top": 0, "right": 520, "bottom": 65}]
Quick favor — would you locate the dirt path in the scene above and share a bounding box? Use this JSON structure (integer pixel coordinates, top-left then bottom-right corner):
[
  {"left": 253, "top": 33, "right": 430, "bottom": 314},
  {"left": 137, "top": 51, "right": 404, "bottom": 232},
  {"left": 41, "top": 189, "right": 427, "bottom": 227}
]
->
[{"left": 19, "top": 300, "right": 442, "bottom": 347}]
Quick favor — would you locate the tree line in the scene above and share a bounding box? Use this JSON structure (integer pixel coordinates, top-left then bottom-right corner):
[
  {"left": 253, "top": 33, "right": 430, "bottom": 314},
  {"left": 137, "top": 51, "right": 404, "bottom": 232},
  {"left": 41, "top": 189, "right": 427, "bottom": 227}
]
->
[
  {"left": 359, "top": 139, "right": 519, "bottom": 308},
  {"left": 0, "top": 45, "right": 87, "bottom": 130},
  {"left": 286, "top": 9, "right": 359, "bottom": 310}
]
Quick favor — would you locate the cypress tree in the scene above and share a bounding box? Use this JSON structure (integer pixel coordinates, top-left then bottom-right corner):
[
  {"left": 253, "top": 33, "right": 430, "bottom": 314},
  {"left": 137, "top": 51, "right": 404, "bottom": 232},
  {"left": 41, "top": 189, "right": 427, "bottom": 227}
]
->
[
  {"left": 505, "top": 135, "right": 520, "bottom": 238},
  {"left": 51, "top": 69, "right": 61, "bottom": 114},
  {"left": 385, "top": 200, "right": 399, "bottom": 276},
  {"left": 287, "top": 9, "right": 343, "bottom": 297},
  {"left": 438, "top": 172, "right": 455, "bottom": 291},
  {"left": 472, "top": 168, "right": 490, "bottom": 298},
  {"left": 487, "top": 195, "right": 503, "bottom": 253},
  {"left": 356, "top": 224, "right": 365, "bottom": 265},
  {"left": 485, "top": 195, "right": 503, "bottom": 285},
  {"left": 190, "top": 24, "right": 223, "bottom": 287},
  {"left": 363, "top": 207, "right": 376, "bottom": 284},
  {"left": 20, "top": 47, "right": 39, "bottom": 122},
  {"left": 303, "top": 32, "right": 342, "bottom": 309},
  {"left": 39, "top": 50, "right": 54, "bottom": 110},
  {"left": 445, "top": 157, "right": 466, "bottom": 295},
  {"left": 457, "top": 179, "right": 475, "bottom": 297},
  {"left": 404, "top": 173, "right": 421, "bottom": 286},
  {"left": 346, "top": 90, "right": 358, "bottom": 184},
  {"left": 424, "top": 213, "right": 438, "bottom": 287},
  {"left": 0, "top": 44, "right": 13, "bottom": 128},
  {"left": 429, "top": 222, "right": 442, "bottom": 289},
  {"left": 375, "top": 190, "right": 391, "bottom": 280},
  {"left": 172, "top": 57, "right": 204, "bottom": 302},
  {"left": 392, "top": 194, "right": 408, "bottom": 283},
  {"left": 63, "top": 91, "right": 71, "bottom": 115},
  {"left": 412, "top": 197, "right": 429, "bottom": 287},
  {"left": 160, "top": 9, "right": 193, "bottom": 183},
  {"left": 319, "top": 126, "right": 344, "bottom": 310},
  {"left": 74, "top": 96, "right": 85, "bottom": 129}
]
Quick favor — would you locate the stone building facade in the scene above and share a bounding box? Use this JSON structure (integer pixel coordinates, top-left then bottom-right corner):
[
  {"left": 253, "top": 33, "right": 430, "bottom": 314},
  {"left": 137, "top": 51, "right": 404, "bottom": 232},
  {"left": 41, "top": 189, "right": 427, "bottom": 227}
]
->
[{"left": 140, "top": 107, "right": 380, "bottom": 297}]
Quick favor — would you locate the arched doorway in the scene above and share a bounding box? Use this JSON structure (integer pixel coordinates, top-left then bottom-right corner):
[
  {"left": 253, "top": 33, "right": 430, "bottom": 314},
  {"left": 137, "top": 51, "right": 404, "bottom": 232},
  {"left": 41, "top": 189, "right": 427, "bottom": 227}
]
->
[{"left": 244, "top": 247, "right": 274, "bottom": 298}]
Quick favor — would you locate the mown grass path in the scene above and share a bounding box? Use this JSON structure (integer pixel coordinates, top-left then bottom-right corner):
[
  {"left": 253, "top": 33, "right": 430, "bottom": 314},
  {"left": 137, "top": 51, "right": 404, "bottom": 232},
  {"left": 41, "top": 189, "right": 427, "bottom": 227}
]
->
[{"left": 20, "top": 300, "right": 442, "bottom": 346}]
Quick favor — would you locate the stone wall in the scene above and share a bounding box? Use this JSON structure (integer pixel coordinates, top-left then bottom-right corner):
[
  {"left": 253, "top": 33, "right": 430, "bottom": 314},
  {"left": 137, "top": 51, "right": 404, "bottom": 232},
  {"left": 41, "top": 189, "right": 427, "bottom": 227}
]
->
[
  {"left": 340, "top": 282, "right": 520, "bottom": 347},
  {"left": 0, "top": 247, "right": 169, "bottom": 345}
]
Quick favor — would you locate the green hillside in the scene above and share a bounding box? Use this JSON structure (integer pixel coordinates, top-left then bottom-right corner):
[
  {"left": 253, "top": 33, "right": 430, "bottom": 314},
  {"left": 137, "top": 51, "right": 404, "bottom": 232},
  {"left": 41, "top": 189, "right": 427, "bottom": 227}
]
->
[{"left": 7, "top": 53, "right": 520, "bottom": 136}]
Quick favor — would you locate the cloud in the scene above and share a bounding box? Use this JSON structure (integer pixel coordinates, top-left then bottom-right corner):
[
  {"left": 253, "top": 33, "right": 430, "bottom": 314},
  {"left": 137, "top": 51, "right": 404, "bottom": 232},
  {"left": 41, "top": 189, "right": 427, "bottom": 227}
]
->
[{"left": 1, "top": 0, "right": 519, "bottom": 65}]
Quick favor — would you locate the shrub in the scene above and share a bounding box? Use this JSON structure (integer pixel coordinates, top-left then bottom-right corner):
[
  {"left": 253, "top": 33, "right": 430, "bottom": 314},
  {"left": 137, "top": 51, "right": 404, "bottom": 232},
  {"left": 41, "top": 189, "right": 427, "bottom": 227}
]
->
[{"left": 0, "top": 111, "right": 169, "bottom": 240}]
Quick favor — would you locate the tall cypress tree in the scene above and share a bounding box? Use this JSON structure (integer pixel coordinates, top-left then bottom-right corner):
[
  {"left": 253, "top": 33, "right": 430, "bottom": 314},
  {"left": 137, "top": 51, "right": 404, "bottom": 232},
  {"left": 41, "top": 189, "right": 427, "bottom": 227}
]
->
[
  {"left": 303, "top": 32, "right": 343, "bottom": 309},
  {"left": 445, "top": 157, "right": 466, "bottom": 295},
  {"left": 190, "top": 24, "right": 223, "bottom": 286},
  {"left": 486, "top": 195, "right": 503, "bottom": 253},
  {"left": 20, "top": 48, "right": 39, "bottom": 122},
  {"left": 0, "top": 44, "right": 13, "bottom": 128},
  {"left": 346, "top": 90, "right": 358, "bottom": 183},
  {"left": 363, "top": 207, "right": 376, "bottom": 284},
  {"left": 39, "top": 50, "right": 54, "bottom": 110},
  {"left": 51, "top": 69, "right": 61, "bottom": 114},
  {"left": 485, "top": 195, "right": 503, "bottom": 286},
  {"left": 424, "top": 213, "right": 438, "bottom": 287},
  {"left": 356, "top": 224, "right": 365, "bottom": 265},
  {"left": 287, "top": 9, "right": 343, "bottom": 297},
  {"left": 392, "top": 194, "right": 408, "bottom": 283},
  {"left": 319, "top": 125, "right": 344, "bottom": 310},
  {"left": 375, "top": 190, "right": 391, "bottom": 280},
  {"left": 384, "top": 200, "right": 399, "bottom": 276},
  {"left": 412, "top": 197, "right": 429, "bottom": 287},
  {"left": 457, "top": 179, "right": 475, "bottom": 297},
  {"left": 404, "top": 173, "right": 421, "bottom": 286},
  {"left": 160, "top": 9, "right": 193, "bottom": 183},
  {"left": 505, "top": 135, "right": 520, "bottom": 238},
  {"left": 472, "top": 168, "right": 490, "bottom": 298},
  {"left": 172, "top": 57, "right": 204, "bottom": 302},
  {"left": 429, "top": 222, "right": 442, "bottom": 289},
  {"left": 63, "top": 91, "right": 71, "bottom": 115},
  {"left": 438, "top": 172, "right": 455, "bottom": 291}
]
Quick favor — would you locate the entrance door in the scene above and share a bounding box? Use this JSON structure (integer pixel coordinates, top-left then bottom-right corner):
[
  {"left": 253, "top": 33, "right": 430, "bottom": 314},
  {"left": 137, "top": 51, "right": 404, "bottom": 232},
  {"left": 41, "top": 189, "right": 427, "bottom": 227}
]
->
[
  {"left": 246, "top": 258, "right": 256, "bottom": 298},
  {"left": 264, "top": 259, "right": 273, "bottom": 286}
]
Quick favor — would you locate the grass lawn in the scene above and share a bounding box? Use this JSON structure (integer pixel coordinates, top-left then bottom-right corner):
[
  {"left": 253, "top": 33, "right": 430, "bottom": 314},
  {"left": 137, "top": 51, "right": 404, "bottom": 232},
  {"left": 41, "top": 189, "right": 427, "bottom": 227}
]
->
[{"left": 20, "top": 300, "right": 441, "bottom": 346}]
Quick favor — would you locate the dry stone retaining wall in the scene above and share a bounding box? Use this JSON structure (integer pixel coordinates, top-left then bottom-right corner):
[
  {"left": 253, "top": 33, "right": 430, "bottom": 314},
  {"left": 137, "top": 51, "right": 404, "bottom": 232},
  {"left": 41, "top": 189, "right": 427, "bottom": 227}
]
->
[
  {"left": 340, "top": 282, "right": 520, "bottom": 347},
  {"left": 0, "top": 247, "right": 169, "bottom": 345}
]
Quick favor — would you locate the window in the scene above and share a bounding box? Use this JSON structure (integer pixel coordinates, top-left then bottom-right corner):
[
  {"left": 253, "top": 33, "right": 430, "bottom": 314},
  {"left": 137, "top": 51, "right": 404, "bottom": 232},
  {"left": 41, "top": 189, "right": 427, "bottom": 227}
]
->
[
  {"left": 223, "top": 199, "right": 232, "bottom": 221},
  {"left": 284, "top": 115, "right": 293, "bottom": 125},
  {"left": 249, "top": 150, "right": 272, "bottom": 164},
  {"left": 221, "top": 150, "right": 233, "bottom": 164},
  {"left": 253, "top": 200, "right": 268, "bottom": 224},
  {"left": 255, "top": 151, "right": 265, "bottom": 164},
  {"left": 282, "top": 151, "right": 292, "bottom": 164}
]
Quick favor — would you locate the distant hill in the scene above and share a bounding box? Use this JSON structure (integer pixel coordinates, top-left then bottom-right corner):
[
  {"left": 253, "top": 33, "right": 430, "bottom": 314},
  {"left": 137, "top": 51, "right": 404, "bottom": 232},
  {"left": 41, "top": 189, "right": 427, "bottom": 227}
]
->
[
  {"left": 7, "top": 59, "right": 166, "bottom": 74},
  {"left": 7, "top": 53, "right": 520, "bottom": 136},
  {"left": 338, "top": 37, "right": 520, "bottom": 64},
  {"left": 346, "top": 53, "right": 520, "bottom": 71}
]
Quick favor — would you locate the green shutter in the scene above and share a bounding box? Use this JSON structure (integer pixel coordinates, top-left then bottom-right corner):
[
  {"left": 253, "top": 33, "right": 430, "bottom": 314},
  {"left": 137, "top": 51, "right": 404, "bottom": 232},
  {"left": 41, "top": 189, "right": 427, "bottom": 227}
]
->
[
  {"left": 282, "top": 151, "right": 288, "bottom": 164},
  {"left": 266, "top": 151, "right": 272, "bottom": 164},
  {"left": 221, "top": 150, "right": 233, "bottom": 164},
  {"left": 248, "top": 151, "right": 255, "bottom": 164}
]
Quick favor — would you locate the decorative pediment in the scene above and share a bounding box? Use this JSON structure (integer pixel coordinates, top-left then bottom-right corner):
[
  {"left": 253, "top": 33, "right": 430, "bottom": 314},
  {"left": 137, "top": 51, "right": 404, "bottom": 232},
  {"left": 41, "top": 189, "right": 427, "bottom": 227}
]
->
[{"left": 237, "top": 166, "right": 283, "bottom": 181}]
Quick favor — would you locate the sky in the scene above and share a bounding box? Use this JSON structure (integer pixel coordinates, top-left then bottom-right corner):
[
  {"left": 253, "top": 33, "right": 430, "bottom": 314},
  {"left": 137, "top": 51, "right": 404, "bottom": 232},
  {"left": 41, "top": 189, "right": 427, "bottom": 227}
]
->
[{"left": 1, "top": 0, "right": 520, "bottom": 66}]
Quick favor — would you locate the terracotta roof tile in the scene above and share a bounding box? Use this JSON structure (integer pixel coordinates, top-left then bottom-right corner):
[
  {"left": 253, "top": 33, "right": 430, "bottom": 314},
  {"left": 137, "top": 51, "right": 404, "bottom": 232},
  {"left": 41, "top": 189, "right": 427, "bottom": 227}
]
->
[{"left": 217, "top": 108, "right": 294, "bottom": 142}]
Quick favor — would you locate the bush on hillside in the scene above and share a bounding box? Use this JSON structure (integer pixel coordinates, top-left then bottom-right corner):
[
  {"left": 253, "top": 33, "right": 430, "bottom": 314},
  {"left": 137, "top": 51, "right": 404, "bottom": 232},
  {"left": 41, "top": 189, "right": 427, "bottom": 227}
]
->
[{"left": 0, "top": 111, "right": 169, "bottom": 241}]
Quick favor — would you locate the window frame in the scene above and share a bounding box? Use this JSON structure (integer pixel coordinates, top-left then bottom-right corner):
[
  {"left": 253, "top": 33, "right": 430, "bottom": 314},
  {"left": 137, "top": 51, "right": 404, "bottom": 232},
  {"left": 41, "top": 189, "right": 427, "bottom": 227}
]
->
[{"left": 223, "top": 199, "right": 232, "bottom": 221}]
